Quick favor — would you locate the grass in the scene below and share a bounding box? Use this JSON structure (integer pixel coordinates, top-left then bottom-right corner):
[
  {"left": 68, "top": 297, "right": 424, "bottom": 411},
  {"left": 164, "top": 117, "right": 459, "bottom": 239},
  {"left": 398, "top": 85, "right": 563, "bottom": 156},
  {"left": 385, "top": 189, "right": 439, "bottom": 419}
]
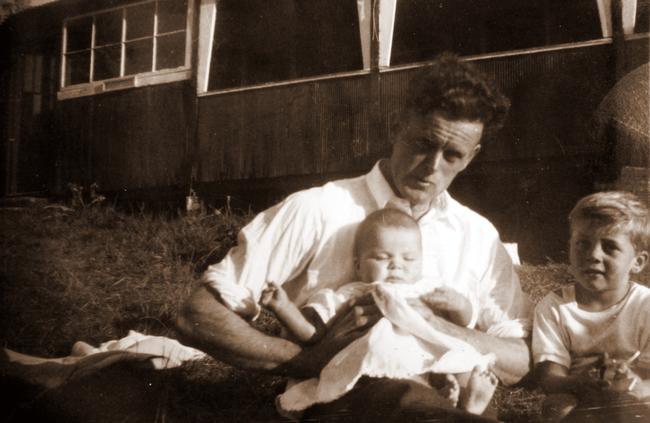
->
[{"left": 0, "top": 202, "right": 611, "bottom": 421}]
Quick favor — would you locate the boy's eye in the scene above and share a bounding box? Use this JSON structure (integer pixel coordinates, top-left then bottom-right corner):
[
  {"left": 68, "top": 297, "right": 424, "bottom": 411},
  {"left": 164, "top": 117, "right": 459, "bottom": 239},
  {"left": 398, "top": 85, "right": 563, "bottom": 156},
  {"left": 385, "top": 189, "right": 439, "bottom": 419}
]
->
[
  {"left": 602, "top": 241, "right": 620, "bottom": 254},
  {"left": 574, "top": 239, "right": 589, "bottom": 249}
]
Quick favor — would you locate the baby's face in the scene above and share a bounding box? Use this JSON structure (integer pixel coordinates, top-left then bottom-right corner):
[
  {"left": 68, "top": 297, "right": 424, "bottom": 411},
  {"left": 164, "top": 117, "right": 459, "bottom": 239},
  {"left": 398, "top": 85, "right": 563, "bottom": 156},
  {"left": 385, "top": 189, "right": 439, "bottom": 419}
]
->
[{"left": 356, "top": 226, "right": 422, "bottom": 284}]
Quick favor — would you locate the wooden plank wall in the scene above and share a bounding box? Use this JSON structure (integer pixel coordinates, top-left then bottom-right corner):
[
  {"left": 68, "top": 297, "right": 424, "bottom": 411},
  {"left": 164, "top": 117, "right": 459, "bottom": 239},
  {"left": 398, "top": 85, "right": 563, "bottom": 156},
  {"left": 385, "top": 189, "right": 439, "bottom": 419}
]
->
[
  {"left": 56, "top": 81, "right": 192, "bottom": 193},
  {"left": 196, "top": 73, "right": 372, "bottom": 181}
]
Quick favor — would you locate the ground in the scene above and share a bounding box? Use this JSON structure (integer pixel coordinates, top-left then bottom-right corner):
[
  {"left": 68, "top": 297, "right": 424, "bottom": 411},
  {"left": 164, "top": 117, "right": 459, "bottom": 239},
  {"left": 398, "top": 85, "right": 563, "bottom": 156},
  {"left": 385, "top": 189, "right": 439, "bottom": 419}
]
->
[{"left": 0, "top": 203, "right": 599, "bottom": 422}]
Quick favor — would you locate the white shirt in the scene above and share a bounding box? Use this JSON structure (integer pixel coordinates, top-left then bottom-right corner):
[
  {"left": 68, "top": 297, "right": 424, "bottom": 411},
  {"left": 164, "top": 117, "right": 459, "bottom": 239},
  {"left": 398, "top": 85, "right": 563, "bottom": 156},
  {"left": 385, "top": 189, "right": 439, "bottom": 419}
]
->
[
  {"left": 532, "top": 282, "right": 650, "bottom": 374},
  {"left": 203, "top": 162, "right": 532, "bottom": 337}
]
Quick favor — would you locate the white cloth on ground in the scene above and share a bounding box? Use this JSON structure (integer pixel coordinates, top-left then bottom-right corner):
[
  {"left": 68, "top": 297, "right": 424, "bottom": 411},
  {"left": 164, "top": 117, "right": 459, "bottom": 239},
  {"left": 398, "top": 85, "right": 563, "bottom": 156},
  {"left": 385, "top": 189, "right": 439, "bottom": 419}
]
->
[
  {"left": 276, "top": 282, "right": 495, "bottom": 413},
  {"left": 3, "top": 331, "right": 206, "bottom": 389}
]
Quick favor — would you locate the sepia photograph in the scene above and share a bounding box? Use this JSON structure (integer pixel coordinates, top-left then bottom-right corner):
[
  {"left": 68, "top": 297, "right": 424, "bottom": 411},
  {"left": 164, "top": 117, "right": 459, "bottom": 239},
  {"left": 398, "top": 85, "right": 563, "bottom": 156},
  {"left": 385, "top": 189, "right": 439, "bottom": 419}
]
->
[{"left": 1, "top": 0, "right": 649, "bottom": 421}]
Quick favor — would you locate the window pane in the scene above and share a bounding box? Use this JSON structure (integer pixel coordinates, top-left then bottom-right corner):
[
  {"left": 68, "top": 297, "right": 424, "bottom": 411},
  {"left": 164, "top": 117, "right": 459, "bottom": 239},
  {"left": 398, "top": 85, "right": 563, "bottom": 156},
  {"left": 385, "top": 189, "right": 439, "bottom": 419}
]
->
[
  {"left": 156, "top": 32, "right": 185, "bottom": 70},
  {"left": 392, "top": 0, "right": 601, "bottom": 66},
  {"left": 127, "top": 2, "right": 155, "bottom": 40},
  {"left": 125, "top": 39, "right": 153, "bottom": 74},
  {"left": 209, "top": 0, "right": 362, "bottom": 90},
  {"left": 95, "top": 10, "right": 123, "bottom": 47},
  {"left": 157, "top": 0, "right": 187, "bottom": 34},
  {"left": 94, "top": 45, "right": 122, "bottom": 80},
  {"left": 66, "top": 17, "right": 92, "bottom": 52},
  {"left": 65, "top": 51, "right": 90, "bottom": 85}
]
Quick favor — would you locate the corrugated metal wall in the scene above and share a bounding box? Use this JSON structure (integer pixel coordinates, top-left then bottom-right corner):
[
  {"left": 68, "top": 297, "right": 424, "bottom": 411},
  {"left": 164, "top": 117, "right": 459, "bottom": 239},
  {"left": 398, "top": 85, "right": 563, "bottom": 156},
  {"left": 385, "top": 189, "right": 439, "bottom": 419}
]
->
[{"left": 57, "top": 81, "right": 193, "bottom": 193}]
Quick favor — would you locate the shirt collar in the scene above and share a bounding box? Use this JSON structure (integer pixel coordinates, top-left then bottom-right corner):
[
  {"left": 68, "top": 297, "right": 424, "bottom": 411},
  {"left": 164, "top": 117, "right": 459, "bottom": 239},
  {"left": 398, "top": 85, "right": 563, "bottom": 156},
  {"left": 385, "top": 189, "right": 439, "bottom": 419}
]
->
[{"left": 366, "top": 161, "right": 450, "bottom": 220}]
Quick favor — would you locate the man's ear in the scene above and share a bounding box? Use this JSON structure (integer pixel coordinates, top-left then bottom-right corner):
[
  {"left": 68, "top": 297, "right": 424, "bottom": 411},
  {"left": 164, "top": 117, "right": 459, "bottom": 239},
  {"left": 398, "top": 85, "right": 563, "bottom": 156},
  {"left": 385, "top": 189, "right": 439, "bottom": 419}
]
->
[
  {"left": 470, "top": 144, "right": 482, "bottom": 160},
  {"left": 631, "top": 250, "right": 649, "bottom": 274}
]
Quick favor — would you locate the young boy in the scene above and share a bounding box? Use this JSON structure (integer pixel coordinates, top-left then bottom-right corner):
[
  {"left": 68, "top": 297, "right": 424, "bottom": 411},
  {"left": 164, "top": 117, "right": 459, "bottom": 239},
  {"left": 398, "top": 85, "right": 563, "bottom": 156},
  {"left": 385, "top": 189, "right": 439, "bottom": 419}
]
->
[
  {"left": 261, "top": 208, "right": 497, "bottom": 417},
  {"left": 533, "top": 191, "right": 650, "bottom": 421}
]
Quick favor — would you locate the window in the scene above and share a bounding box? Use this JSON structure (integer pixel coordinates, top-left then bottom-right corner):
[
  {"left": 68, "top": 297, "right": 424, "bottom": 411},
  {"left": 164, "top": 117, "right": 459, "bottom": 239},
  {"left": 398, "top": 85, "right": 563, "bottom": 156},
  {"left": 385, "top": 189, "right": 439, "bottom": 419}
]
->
[
  {"left": 60, "top": 0, "right": 191, "bottom": 98},
  {"left": 207, "top": 0, "right": 363, "bottom": 91},
  {"left": 391, "top": 0, "right": 603, "bottom": 66}
]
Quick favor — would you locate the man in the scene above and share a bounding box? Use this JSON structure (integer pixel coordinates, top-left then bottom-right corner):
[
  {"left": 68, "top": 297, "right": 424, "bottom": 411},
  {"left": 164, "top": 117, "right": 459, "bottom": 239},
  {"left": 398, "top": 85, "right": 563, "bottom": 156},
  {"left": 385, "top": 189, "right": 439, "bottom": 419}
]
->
[{"left": 176, "top": 54, "right": 532, "bottom": 420}]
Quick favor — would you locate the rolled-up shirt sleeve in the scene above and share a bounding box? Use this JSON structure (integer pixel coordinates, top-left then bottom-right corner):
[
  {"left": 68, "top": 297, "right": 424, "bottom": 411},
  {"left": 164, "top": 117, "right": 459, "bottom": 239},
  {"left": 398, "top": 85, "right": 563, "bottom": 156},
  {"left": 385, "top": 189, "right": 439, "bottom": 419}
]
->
[
  {"left": 202, "top": 190, "right": 323, "bottom": 320},
  {"left": 476, "top": 240, "right": 533, "bottom": 339}
]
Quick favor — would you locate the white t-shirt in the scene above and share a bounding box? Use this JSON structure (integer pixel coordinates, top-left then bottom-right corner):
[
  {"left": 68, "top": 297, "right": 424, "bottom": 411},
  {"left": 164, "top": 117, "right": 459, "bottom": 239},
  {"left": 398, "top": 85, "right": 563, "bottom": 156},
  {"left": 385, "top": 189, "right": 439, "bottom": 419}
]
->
[
  {"left": 532, "top": 282, "right": 650, "bottom": 374},
  {"left": 204, "top": 162, "right": 531, "bottom": 337}
]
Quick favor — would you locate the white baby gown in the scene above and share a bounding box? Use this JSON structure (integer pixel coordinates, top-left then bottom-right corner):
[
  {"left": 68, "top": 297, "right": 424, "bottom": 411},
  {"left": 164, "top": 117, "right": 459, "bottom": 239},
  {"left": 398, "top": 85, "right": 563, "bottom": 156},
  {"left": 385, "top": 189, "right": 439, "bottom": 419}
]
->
[{"left": 277, "top": 282, "right": 495, "bottom": 414}]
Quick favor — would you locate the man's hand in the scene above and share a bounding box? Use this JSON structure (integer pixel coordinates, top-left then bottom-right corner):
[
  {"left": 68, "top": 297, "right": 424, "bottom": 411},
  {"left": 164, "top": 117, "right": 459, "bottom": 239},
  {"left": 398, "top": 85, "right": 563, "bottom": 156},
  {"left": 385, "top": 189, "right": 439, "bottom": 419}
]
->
[
  {"left": 420, "top": 287, "right": 473, "bottom": 326},
  {"left": 285, "top": 293, "right": 382, "bottom": 377},
  {"left": 326, "top": 292, "right": 382, "bottom": 337}
]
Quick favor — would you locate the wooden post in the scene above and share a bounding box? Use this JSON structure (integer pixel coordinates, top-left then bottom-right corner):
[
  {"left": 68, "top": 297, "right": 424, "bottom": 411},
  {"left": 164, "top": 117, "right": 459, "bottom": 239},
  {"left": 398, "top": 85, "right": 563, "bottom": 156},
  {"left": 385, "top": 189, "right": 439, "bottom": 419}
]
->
[{"left": 196, "top": 0, "right": 216, "bottom": 94}]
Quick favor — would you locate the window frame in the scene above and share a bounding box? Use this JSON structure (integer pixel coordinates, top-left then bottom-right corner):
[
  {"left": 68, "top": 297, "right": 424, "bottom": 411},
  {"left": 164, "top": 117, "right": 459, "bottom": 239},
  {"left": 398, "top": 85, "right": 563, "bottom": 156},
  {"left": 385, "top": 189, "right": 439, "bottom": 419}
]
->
[{"left": 58, "top": 0, "right": 193, "bottom": 100}]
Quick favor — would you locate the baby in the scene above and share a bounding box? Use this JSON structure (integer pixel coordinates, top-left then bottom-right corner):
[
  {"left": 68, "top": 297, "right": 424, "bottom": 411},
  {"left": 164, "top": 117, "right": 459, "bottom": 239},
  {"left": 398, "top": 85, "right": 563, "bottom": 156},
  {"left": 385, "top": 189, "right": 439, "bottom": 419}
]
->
[
  {"left": 261, "top": 208, "right": 497, "bottom": 416},
  {"left": 533, "top": 191, "right": 650, "bottom": 421}
]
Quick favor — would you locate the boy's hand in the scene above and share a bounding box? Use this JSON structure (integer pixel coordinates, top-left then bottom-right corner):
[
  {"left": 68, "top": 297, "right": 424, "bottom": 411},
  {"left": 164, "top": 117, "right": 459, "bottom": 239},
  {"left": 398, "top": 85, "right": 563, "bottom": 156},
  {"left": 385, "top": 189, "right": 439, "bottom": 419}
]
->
[
  {"left": 260, "top": 282, "right": 289, "bottom": 311},
  {"left": 568, "top": 374, "right": 610, "bottom": 400},
  {"left": 420, "top": 287, "right": 473, "bottom": 327},
  {"left": 602, "top": 353, "right": 643, "bottom": 394}
]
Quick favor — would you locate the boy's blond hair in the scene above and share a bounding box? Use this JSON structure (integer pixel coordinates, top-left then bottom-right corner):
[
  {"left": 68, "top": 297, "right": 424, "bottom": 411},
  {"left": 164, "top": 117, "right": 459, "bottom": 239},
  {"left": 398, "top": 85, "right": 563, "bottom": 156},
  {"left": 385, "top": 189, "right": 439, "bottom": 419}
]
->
[
  {"left": 354, "top": 208, "right": 421, "bottom": 257},
  {"left": 569, "top": 191, "right": 650, "bottom": 252}
]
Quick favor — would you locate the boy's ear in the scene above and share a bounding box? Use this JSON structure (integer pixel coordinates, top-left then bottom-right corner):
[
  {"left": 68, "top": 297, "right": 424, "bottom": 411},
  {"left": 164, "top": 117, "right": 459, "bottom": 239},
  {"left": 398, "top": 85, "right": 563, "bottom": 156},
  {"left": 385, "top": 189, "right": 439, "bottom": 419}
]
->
[{"left": 631, "top": 250, "right": 649, "bottom": 274}]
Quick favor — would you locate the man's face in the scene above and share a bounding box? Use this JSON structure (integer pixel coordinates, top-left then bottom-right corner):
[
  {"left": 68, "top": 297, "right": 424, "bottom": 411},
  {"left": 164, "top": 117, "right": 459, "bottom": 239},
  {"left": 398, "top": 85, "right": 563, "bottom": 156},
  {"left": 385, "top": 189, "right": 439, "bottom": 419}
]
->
[
  {"left": 356, "top": 226, "right": 423, "bottom": 284},
  {"left": 388, "top": 112, "right": 484, "bottom": 209}
]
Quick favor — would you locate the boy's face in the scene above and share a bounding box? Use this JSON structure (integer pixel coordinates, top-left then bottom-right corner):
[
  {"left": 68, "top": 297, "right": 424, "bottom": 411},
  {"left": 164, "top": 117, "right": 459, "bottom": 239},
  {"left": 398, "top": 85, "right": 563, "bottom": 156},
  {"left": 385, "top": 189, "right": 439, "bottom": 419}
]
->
[
  {"left": 356, "top": 226, "right": 422, "bottom": 284},
  {"left": 569, "top": 219, "right": 648, "bottom": 299}
]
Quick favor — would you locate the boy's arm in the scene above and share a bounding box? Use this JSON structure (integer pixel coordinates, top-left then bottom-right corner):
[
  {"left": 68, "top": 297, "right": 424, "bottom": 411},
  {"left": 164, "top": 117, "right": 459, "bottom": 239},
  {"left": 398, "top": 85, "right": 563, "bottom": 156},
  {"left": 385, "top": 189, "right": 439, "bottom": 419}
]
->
[{"left": 537, "top": 361, "right": 609, "bottom": 397}]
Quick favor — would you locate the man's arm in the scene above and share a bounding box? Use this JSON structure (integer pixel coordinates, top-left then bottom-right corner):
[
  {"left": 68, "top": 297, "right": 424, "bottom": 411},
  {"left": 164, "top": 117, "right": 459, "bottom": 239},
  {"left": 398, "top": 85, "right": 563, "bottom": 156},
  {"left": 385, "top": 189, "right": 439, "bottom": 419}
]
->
[
  {"left": 411, "top": 304, "right": 531, "bottom": 385},
  {"left": 175, "top": 284, "right": 374, "bottom": 378}
]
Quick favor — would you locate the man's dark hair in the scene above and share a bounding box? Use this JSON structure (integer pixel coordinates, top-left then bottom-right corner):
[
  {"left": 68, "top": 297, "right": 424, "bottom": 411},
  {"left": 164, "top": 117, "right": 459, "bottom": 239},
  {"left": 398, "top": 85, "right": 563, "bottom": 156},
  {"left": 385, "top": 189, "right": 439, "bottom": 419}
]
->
[{"left": 405, "top": 53, "right": 510, "bottom": 131}]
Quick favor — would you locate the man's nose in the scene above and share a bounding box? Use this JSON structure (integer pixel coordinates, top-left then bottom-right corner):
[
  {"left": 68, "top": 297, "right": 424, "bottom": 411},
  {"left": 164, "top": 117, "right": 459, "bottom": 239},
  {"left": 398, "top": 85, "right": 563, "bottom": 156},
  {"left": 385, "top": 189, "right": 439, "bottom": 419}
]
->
[{"left": 423, "top": 149, "right": 443, "bottom": 172}]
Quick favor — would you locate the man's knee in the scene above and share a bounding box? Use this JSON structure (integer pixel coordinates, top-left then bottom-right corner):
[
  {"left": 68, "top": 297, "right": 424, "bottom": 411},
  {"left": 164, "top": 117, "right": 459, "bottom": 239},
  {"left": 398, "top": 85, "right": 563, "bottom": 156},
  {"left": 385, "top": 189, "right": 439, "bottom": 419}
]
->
[{"left": 174, "top": 284, "right": 215, "bottom": 344}]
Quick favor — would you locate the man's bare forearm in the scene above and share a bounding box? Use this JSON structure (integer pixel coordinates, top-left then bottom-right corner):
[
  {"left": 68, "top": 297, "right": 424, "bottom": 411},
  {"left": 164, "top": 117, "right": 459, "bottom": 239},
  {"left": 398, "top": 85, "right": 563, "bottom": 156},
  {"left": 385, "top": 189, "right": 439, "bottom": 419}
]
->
[
  {"left": 175, "top": 285, "right": 303, "bottom": 373},
  {"left": 421, "top": 313, "right": 531, "bottom": 385}
]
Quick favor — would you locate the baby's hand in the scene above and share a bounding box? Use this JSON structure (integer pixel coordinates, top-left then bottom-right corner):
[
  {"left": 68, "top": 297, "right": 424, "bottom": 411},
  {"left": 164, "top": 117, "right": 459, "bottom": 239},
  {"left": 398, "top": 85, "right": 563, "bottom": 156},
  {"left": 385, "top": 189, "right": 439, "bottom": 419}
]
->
[{"left": 260, "top": 282, "right": 289, "bottom": 311}]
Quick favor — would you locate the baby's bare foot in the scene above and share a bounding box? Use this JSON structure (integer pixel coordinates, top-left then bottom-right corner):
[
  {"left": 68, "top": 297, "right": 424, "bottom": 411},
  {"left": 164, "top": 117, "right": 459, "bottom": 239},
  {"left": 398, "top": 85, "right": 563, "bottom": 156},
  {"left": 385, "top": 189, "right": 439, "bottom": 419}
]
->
[{"left": 458, "top": 366, "right": 498, "bottom": 415}]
